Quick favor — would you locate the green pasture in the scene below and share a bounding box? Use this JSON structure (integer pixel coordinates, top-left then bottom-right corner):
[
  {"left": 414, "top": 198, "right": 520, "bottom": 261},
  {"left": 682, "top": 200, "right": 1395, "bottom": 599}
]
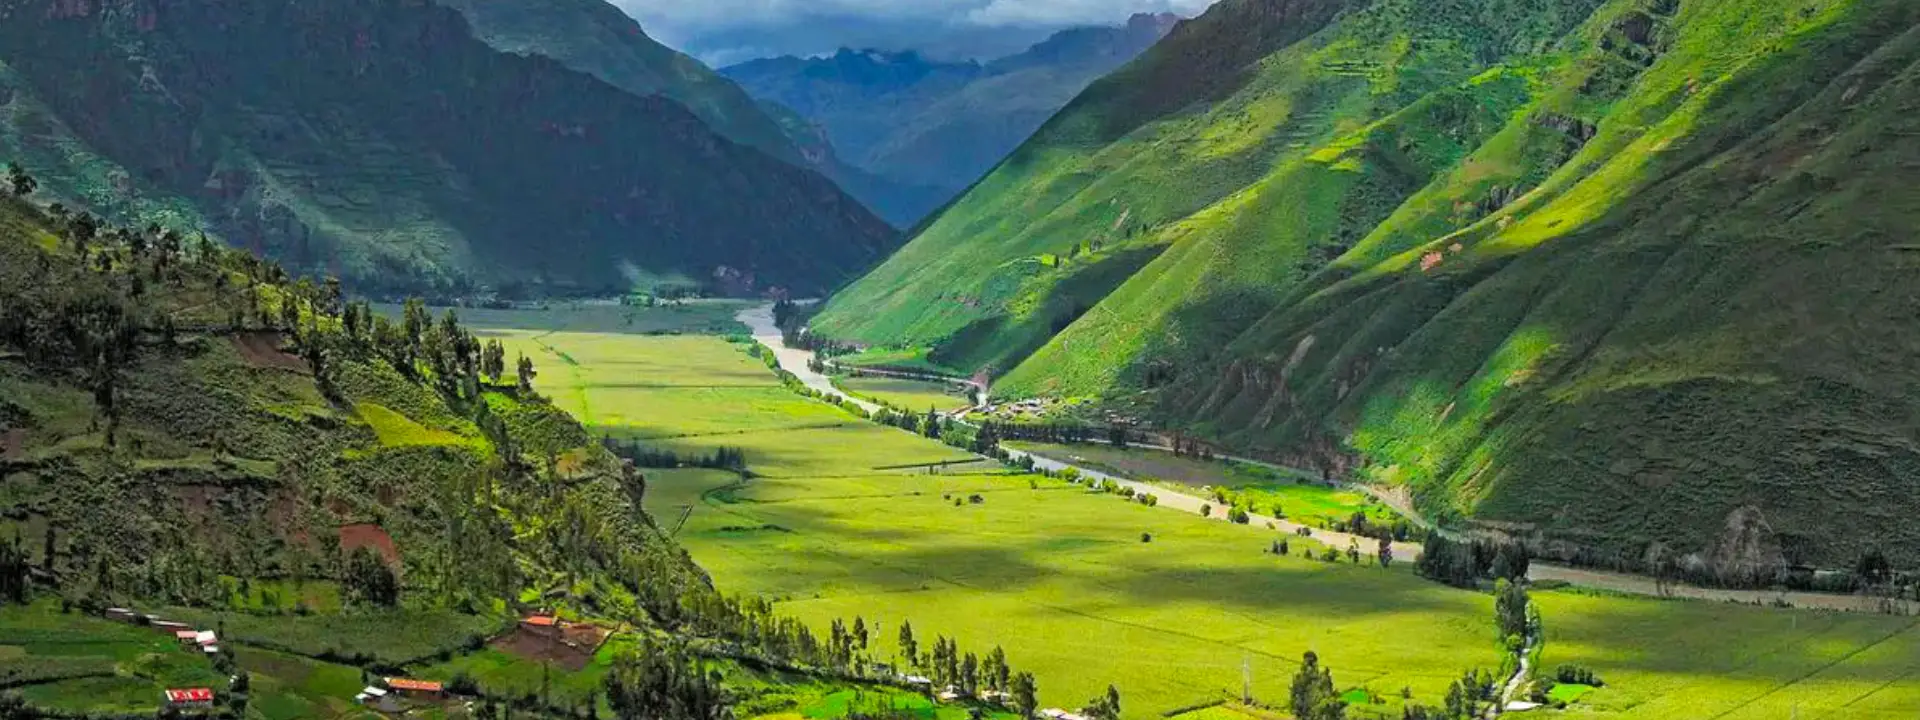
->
[
  {"left": 490, "top": 332, "right": 976, "bottom": 476},
  {"left": 163, "top": 607, "right": 505, "bottom": 667},
  {"left": 1007, "top": 443, "right": 1397, "bottom": 528},
  {"left": 382, "top": 300, "right": 752, "bottom": 336},
  {"left": 837, "top": 375, "right": 972, "bottom": 413},
  {"left": 0, "top": 601, "right": 227, "bottom": 715},
  {"left": 491, "top": 317, "right": 1920, "bottom": 720}
]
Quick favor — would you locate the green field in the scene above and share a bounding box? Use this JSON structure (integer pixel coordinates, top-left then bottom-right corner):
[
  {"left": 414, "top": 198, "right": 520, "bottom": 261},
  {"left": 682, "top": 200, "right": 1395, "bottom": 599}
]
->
[
  {"left": 0, "top": 602, "right": 229, "bottom": 715},
  {"left": 389, "top": 300, "right": 753, "bottom": 337},
  {"left": 475, "top": 323, "right": 1920, "bottom": 719},
  {"left": 1007, "top": 443, "right": 1398, "bottom": 529},
  {"left": 836, "top": 375, "right": 972, "bottom": 413}
]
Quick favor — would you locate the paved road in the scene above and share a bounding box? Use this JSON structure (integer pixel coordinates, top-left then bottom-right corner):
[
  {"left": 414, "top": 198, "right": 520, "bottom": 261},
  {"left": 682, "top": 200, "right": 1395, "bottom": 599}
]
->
[{"left": 736, "top": 304, "right": 881, "bottom": 415}]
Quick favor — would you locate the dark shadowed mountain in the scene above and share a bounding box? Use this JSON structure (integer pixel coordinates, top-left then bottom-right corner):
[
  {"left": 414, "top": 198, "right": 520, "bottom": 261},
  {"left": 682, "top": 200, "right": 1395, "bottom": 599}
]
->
[
  {"left": 0, "top": 0, "right": 895, "bottom": 296},
  {"left": 437, "top": 0, "right": 950, "bottom": 229}
]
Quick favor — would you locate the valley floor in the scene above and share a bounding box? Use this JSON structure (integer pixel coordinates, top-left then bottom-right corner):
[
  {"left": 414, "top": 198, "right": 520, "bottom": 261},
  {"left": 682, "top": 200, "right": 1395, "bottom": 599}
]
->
[{"left": 469, "top": 307, "right": 1920, "bottom": 719}]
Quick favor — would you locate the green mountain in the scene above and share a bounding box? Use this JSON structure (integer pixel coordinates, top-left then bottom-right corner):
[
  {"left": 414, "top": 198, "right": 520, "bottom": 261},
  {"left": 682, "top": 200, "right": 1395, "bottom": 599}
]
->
[
  {"left": 723, "top": 14, "right": 1182, "bottom": 226},
  {"left": 0, "top": 188, "right": 699, "bottom": 650},
  {"left": 815, "top": 0, "right": 1920, "bottom": 569},
  {"left": 0, "top": 0, "right": 895, "bottom": 296}
]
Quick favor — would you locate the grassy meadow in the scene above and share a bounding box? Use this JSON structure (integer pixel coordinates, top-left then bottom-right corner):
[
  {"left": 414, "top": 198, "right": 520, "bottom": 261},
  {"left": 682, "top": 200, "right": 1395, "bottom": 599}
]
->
[
  {"left": 1006, "top": 443, "right": 1399, "bottom": 529},
  {"left": 835, "top": 376, "right": 972, "bottom": 413},
  {"left": 470, "top": 314, "right": 1920, "bottom": 719}
]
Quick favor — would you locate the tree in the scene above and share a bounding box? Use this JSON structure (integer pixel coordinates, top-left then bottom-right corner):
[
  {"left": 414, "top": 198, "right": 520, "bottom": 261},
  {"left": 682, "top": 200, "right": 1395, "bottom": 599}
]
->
[
  {"left": 1494, "top": 578, "right": 1530, "bottom": 641},
  {"left": 4, "top": 163, "right": 34, "bottom": 197},
  {"left": 603, "top": 640, "right": 729, "bottom": 720},
  {"left": 483, "top": 340, "right": 507, "bottom": 383},
  {"left": 1378, "top": 537, "right": 1393, "bottom": 569},
  {"left": 961, "top": 652, "right": 979, "bottom": 697},
  {"left": 1289, "top": 652, "right": 1344, "bottom": 720},
  {"left": 1490, "top": 541, "right": 1529, "bottom": 582},
  {"left": 899, "top": 620, "right": 919, "bottom": 671},
  {"left": 1857, "top": 548, "right": 1893, "bottom": 587},
  {"left": 853, "top": 616, "right": 869, "bottom": 652},
  {"left": 517, "top": 354, "right": 537, "bottom": 392},
  {"left": 1011, "top": 672, "right": 1038, "bottom": 718},
  {"left": 343, "top": 547, "right": 399, "bottom": 607},
  {"left": 1085, "top": 686, "right": 1121, "bottom": 720},
  {"left": 986, "top": 646, "right": 1009, "bottom": 693},
  {"left": 922, "top": 407, "right": 942, "bottom": 439}
]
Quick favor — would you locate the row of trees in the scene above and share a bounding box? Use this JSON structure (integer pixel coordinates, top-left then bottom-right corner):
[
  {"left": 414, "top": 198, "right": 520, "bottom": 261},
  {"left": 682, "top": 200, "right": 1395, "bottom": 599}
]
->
[
  {"left": 1415, "top": 535, "right": 1530, "bottom": 589},
  {"left": 601, "top": 438, "right": 746, "bottom": 472}
]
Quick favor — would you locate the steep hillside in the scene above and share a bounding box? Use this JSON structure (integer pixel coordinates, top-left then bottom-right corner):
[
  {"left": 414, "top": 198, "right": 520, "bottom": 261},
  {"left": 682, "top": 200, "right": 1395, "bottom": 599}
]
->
[
  {"left": 0, "top": 186, "right": 704, "bottom": 640},
  {"left": 436, "top": 0, "right": 802, "bottom": 164},
  {"left": 0, "top": 0, "right": 895, "bottom": 296},
  {"left": 437, "top": 0, "right": 951, "bottom": 228},
  {"left": 817, "top": 0, "right": 1920, "bottom": 569},
  {"left": 724, "top": 14, "right": 1180, "bottom": 225}
]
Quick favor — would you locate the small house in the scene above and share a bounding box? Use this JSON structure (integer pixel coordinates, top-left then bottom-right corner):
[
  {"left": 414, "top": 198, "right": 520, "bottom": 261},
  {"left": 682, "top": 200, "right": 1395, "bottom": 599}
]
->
[
  {"left": 105, "top": 608, "right": 136, "bottom": 622},
  {"left": 151, "top": 620, "right": 191, "bottom": 634},
  {"left": 195, "top": 630, "right": 218, "bottom": 647},
  {"left": 164, "top": 688, "right": 215, "bottom": 710},
  {"left": 384, "top": 677, "right": 445, "bottom": 699},
  {"left": 903, "top": 675, "right": 932, "bottom": 687},
  {"left": 356, "top": 686, "right": 402, "bottom": 713},
  {"left": 174, "top": 630, "right": 200, "bottom": 645},
  {"left": 936, "top": 690, "right": 960, "bottom": 702},
  {"left": 521, "top": 615, "right": 562, "bottom": 635}
]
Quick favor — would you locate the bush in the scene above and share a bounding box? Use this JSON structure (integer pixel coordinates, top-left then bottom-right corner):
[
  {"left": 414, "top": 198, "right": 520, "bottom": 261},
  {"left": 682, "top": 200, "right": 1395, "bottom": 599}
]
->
[
  {"left": 1229, "top": 508, "right": 1250, "bottom": 524},
  {"left": 1140, "top": 533, "right": 1152, "bottom": 543},
  {"left": 1200, "top": 504, "right": 1212, "bottom": 518},
  {"left": 1554, "top": 664, "right": 1601, "bottom": 687}
]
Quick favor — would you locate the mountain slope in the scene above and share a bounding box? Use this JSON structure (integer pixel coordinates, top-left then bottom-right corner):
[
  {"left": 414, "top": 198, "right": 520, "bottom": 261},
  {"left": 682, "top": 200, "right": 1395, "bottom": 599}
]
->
[
  {"left": 724, "top": 14, "right": 1181, "bottom": 225},
  {"left": 435, "top": 0, "right": 803, "bottom": 165},
  {"left": 438, "top": 0, "right": 948, "bottom": 228},
  {"left": 0, "top": 189, "right": 701, "bottom": 634},
  {"left": 0, "top": 0, "right": 894, "bottom": 295},
  {"left": 816, "top": 0, "right": 1920, "bottom": 569}
]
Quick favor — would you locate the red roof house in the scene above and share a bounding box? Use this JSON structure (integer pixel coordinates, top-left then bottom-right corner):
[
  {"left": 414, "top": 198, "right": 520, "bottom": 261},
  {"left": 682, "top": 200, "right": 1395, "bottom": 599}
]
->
[{"left": 164, "top": 688, "right": 214, "bottom": 708}]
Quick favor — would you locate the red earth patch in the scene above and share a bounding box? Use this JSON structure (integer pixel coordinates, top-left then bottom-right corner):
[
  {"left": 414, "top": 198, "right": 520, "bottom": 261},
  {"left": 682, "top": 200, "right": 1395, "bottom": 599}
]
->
[
  {"left": 488, "top": 622, "right": 613, "bottom": 672},
  {"left": 338, "top": 523, "right": 399, "bottom": 566},
  {"left": 229, "top": 332, "right": 309, "bottom": 373}
]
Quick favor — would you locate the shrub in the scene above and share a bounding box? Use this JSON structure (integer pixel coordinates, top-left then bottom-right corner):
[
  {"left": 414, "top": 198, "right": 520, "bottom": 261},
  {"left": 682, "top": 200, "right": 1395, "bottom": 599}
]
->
[
  {"left": 1140, "top": 533, "right": 1152, "bottom": 543},
  {"left": 1200, "top": 504, "right": 1212, "bottom": 518},
  {"left": 1554, "top": 664, "right": 1601, "bottom": 686},
  {"left": 1229, "top": 508, "right": 1250, "bottom": 524}
]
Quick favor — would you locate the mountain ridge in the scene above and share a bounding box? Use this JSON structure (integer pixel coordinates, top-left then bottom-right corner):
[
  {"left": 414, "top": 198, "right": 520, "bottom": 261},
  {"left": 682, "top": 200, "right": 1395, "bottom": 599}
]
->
[
  {"left": 0, "top": 0, "right": 895, "bottom": 296},
  {"left": 814, "top": 0, "right": 1920, "bottom": 569}
]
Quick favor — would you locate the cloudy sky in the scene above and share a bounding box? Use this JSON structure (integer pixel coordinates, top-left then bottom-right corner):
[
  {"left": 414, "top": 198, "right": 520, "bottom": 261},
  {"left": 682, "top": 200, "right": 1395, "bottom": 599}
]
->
[{"left": 613, "top": 0, "right": 1219, "bottom": 67}]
